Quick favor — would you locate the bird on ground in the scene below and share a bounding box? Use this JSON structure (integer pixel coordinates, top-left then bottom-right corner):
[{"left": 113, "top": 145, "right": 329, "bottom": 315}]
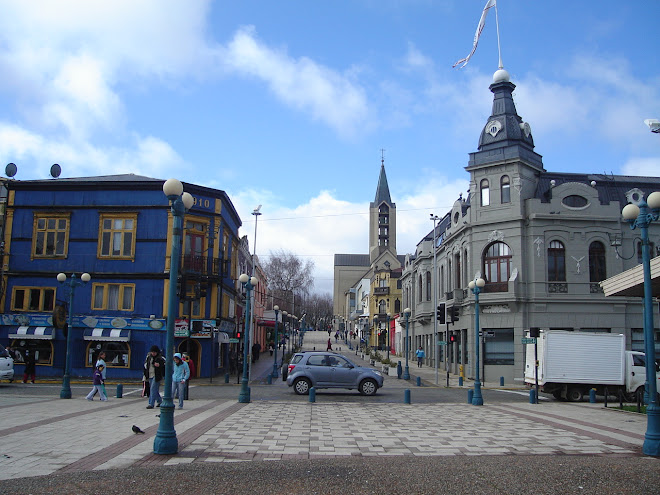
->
[{"left": 132, "top": 425, "right": 145, "bottom": 434}]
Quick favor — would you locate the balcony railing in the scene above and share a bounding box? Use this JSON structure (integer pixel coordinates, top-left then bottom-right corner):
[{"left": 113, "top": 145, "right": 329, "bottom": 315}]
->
[
  {"left": 373, "top": 287, "right": 389, "bottom": 296},
  {"left": 172, "top": 255, "right": 229, "bottom": 278}
]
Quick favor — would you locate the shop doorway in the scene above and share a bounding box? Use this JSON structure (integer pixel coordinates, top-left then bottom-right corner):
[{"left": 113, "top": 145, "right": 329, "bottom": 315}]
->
[{"left": 177, "top": 338, "right": 201, "bottom": 378}]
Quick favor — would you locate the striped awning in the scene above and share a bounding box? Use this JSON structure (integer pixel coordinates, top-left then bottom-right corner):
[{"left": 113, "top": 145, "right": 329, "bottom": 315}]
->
[
  {"left": 8, "top": 326, "right": 55, "bottom": 340},
  {"left": 83, "top": 328, "right": 131, "bottom": 342}
]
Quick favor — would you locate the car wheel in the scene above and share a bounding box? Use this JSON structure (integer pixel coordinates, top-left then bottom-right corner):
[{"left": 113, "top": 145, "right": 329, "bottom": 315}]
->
[
  {"left": 359, "top": 378, "right": 378, "bottom": 396},
  {"left": 293, "top": 378, "right": 311, "bottom": 395}
]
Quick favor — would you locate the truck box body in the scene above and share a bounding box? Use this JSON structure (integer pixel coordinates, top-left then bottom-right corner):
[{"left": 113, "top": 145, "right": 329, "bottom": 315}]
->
[{"left": 524, "top": 331, "right": 625, "bottom": 386}]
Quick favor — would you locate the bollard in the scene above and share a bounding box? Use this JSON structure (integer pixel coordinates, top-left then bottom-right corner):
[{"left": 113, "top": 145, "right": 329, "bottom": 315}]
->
[
  {"left": 529, "top": 389, "right": 536, "bottom": 404},
  {"left": 458, "top": 376, "right": 463, "bottom": 387},
  {"left": 267, "top": 375, "right": 272, "bottom": 385},
  {"left": 416, "top": 376, "right": 421, "bottom": 387},
  {"left": 499, "top": 376, "right": 504, "bottom": 386},
  {"left": 404, "top": 389, "right": 411, "bottom": 404},
  {"left": 468, "top": 389, "right": 473, "bottom": 404},
  {"left": 309, "top": 387, "right": 316, "bottom": 402},
  {"left": 590, "top": 388, "right": 596, "bottom": 404},
  {"left": 397, "top": 361, "right": 402, "bottom": 379},
  {"left": 116, "top": 383, "right": 123, "bottom": 398},
  {"left": 225, "top": 373, "right": 230, "bottom": 383}
]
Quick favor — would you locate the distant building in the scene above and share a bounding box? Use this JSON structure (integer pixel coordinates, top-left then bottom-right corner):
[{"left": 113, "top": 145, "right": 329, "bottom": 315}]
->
[
  {"left": 0, "top": 174, "right": 243, "bottom": 380},
  {"left": 400, "top": 69, "right": 660, "bottom": 385}
]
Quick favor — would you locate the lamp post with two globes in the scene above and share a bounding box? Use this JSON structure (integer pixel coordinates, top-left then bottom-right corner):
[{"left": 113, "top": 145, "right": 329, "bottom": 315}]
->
[
  {"left": 154, "top": 178, "right": 194, "bottom": 455},
  {"left": 57, "top": 272, "right": 91, "bottom": 399},
  {"left": 272, "top": 305, "right": 280, "bottom": 378},
  {"left": 403, "top": 308, "right": 411, "bottom": 380},
  {"left": 238, "top": 273, "right": 258, "bottom": 403}
]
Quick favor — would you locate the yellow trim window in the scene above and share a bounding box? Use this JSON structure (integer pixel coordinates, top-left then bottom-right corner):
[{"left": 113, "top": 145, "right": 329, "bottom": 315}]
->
[
  {"left": 98, "top": 214, "right": 137, "bottom": 259},
  {"left": 11, "top": 286, "right": 56, "bottom": 312},
  {"left": 92, "top": 283, "right": 135, "bottom": 311},
  {"left": 33, "top": 214, "right": 69, "bottom": 258}
]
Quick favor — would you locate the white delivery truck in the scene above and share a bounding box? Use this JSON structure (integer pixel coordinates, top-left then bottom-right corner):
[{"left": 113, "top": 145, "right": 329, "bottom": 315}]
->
[{"left": 524, "top": 330, "right": 659, "bottom": 402}]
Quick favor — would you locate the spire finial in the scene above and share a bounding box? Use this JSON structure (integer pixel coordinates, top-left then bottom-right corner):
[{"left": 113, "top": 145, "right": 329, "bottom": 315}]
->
[{"left": 380, "top": 148, "right": 386, "bottom": 167}]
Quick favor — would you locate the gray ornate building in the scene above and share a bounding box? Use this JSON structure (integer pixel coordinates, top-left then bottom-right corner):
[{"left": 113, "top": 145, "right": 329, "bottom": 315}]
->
[{"left": 401, "top": 69, "right": 660, "bottom": 385}]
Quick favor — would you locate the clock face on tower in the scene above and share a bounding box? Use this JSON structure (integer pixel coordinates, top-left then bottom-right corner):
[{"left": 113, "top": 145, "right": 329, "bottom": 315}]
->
[{"left": 485, "top": 120, "right": 502, "bottom": 137}]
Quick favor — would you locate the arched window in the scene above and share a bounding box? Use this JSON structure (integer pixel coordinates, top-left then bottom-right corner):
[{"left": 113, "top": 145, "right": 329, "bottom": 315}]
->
[
  {"left": 394, "top": 299, "right": 401, "bottom": 314},
  {"left": 418, "top": 274, "right": 423, "bottom": 302},
  {"left": 425, "top": 271, "right": 431, "bottom": 301},
  {"left": 547, "top": 240, "right": 566, "bottom": 281},
  {"left": 440, "top": 265, "right": 444, "bottom": 297},
  {"left": 501, "top": 175, "right": 510, "bottom": 203},
  {"left": 86, "top": 341, "right": 131, "bottom": 368},
  {"left": 483, "top": 242, "right": 512, "bottom": 292},
  {"left": 589, "top": 241, "right": 607, "bottom": 282},
  {"left": 481, "top": 179, "right": 490, "bottom": 206},
  {"left": 378, "top": 299, "right": 386, "bottom": 314}
]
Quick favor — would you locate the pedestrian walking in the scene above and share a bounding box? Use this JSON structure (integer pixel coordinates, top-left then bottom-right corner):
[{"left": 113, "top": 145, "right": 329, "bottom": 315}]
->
[
  {"left": 93, "top": 351, "right": 107, "bottom": 398},
  {"left": 416, "top": 346, "right": 425, "bottom": 367},
  {"left": 86, "top": 364, "right": 108, "bottom": 401},
  {"left": 23, "top": 349, "right": 36, "bottom": 383},
  {"left": 268, "top": 343, "right": 274, "bottom": 356},
  {"left": 182, "top": 353, "right": 195, "bottom": 379},
  {"left": 144, "top": 345, "right": 165, "bottom": 409},
  {"left": 327, "top": 338, "right": 332, "bottom": 351},
  {"left": 171, "top": 353, "right": 190, "bottom": 409}
]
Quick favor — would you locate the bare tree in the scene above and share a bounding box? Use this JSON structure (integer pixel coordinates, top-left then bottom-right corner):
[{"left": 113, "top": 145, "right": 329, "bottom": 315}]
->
[
  {"left": 303, "top": 293, "right": 333, "bottom": 331},
  {"left": 262, "top": 249, "right": 314, "bottom": 314}
]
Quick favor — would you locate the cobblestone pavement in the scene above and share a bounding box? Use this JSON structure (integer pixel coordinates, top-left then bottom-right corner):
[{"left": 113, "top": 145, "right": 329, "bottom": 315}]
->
[{"left": 0, "top": 330, "right": 656, "bottom": 488}]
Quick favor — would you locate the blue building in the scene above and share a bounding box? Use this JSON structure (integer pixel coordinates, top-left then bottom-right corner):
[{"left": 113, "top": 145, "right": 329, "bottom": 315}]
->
[{"left": 0, "top": 174, "right": 242, "bottom": 381}]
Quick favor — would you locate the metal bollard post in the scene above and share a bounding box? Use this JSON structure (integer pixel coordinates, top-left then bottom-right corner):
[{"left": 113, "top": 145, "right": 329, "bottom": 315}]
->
[
  {"left": 499, "top": 376, "right": 504, "bottom": 386},
  {"left": 225, "top": 373, "right": 229, "bottom": 383},
  {"left": 458, "top": 376, "right": 463, "bottom": 387},
  {"left": 404, "top": 389, "right": 411, "bottom": 404},
  {"left": 468, "top": 389, "right": 473, "bottom": 403},
  {"left": 267, "top": 375, "right": 272, "bottom": 385},
  {"left": 116, "top": 383, "right": 123, "bottom": 398},
  {"left": 529, "top": 389, "right": 536, "bottom": 404},
  {"left": 309, "top": 387, "right": 316, "bottom": 402},
  {"left": 416, "top": 376, "right": 421, "bottom": 387},
  {"left": 590, "top": 388, "right": 596, "bottom": 404}
]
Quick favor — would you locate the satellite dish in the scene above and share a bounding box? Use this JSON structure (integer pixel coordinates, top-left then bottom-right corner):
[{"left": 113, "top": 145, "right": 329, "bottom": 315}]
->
[
  {"left": 50, "top": 164, "right": 61, "bottom": 178},
  {"left": 5, "top": 163, "right": 17, "bottom": 178}
]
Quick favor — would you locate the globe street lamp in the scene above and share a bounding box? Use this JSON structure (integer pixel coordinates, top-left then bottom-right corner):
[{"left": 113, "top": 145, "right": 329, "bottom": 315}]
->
[
  {"left": 239, "top": 273, "right": 258, "bottom": 403},
  {"left": 621, "top": 189, "right": 660, "bottom": 456},
  {"left": 403, "top": 308, "right": 411, "bottom": 380},
  {"left": 271, "top": 305, "right": 279, "bottom": 378},
  {"left": 57, "top": 272, "right": 91, "bottom": 399},
  {"left": 468, "top": 278, "right": 485, "bottom": 406},
  {"left": 154, "top": 178, "right": 193, "bottom": 455},
  {"left": 431, "top": 213, "right": 440, "bottom": 385}
]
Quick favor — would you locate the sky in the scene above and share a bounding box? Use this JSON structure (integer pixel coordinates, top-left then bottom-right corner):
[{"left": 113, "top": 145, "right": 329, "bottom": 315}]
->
[{"left": 0, "top": 1, "right": 659, "bottom": 296}]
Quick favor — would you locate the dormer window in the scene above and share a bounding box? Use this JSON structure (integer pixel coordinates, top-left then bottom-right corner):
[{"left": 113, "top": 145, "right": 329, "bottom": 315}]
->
[{"left": 480, "top": 179, "right": 490, "bottom": 206}]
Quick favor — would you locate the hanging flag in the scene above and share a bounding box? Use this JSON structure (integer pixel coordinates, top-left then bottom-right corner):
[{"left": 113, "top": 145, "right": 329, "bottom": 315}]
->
[{"left": 453, "top": 0, "right": 496, "bottom": 69}]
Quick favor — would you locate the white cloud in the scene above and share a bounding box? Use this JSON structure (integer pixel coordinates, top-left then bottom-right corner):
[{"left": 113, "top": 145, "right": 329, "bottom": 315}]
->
[
  {"left": 621, "top": 157, "right": 660, "bottom": 177},
  {"left": 221, "top": 26, "right": 370, "bottom": 138}
]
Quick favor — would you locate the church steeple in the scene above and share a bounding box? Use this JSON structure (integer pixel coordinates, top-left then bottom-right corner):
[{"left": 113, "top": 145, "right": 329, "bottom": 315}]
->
[{"left": 369, "top": 154, "right": 396, "bottom": 264}]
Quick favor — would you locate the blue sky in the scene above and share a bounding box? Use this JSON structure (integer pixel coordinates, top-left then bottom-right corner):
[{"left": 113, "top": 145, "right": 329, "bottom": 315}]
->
[{"left": 1, "top": 1, "right": 658, "bottom": 295}]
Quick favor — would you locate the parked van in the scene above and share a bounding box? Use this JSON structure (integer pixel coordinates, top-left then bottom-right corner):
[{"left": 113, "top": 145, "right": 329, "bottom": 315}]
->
[{"left": 0, "top": 344, "right": 15, "bottom": 382}]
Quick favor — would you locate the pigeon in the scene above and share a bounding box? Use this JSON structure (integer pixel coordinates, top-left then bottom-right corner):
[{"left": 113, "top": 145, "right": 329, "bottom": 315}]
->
[{"left": 132, "top": 425, "right": 145, "bottom": 434}]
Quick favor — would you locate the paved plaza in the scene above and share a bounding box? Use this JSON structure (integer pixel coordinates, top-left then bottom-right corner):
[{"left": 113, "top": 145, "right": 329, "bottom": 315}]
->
[{"left": 0, "top": 331, "right": 658, "bottom": 493}]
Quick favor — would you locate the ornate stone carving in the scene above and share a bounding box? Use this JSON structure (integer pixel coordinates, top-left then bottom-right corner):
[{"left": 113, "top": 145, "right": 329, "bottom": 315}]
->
[
  {"left": 488, "top": 230, "right": 504, "bottom": 243},
  {"left": 482, "top": 305, "right": 510, "bottom": 314}
]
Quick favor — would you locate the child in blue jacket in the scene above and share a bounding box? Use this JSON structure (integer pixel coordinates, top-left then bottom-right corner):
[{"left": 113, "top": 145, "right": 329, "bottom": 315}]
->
[{"left": 86, "top": 364, "right": 108, "bottom": 401}]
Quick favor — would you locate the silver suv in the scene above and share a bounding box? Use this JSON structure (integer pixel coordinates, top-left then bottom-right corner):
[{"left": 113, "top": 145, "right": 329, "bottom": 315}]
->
[{"left": 286, "top": 351, "right": 384, "bottom": 396}]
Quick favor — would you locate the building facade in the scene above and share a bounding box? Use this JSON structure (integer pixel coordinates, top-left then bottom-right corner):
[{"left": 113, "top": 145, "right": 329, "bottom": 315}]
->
[
  {"left": 400, "top": 69, "right": 660, "bottom": 385},
  {"left": 0, "top": 174, "right": 244, "bottom": 380}
]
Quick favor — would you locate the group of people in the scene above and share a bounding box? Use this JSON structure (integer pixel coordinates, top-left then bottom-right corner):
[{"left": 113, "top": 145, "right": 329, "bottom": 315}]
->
[
  {"left": 5, "top": 346, "right": 36, "bottom": 383},
  {"left": 85, "top": 346, "right": 196, "bottom": 409}
]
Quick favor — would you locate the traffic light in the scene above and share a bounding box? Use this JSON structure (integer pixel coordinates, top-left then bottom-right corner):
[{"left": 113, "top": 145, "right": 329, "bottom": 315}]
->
[
  {"left": 236, "top": 330, "right": 241, "bottom": 339},
  {"left": 437, "top": 303, "right": 445, "bottom": 324},
  {"left": 529, "top": 327, "right": 540, "bottom": 338},
  {"left": 449, "top": 306, "right": 460, "bottom": 323},
  {"left": 449, "top": 333, "right": 457, "bottom": 343}
]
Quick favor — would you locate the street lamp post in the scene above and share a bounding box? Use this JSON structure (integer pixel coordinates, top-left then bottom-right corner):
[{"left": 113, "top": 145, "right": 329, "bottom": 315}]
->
[
  {"left": 431, "top": 213, "right": 439, "bottom": 385},
  {"left": 403, "top": 308, "right": 411, "bottom": 380},
  {"left": 239, "top": 273, "right": 258, "bottom": 403},
  {"left": 621, "top": 190, "right": 660, "bottom": 457},
  {"left": 386, "top": 312, "right": 391, "bottom": 360},
  {"left": 57, "top": 272, "right": 91, "bottom": 399},
  {"left": 468, "top": 278, "right": 485, "bottom": 406},
  {"left": 154, "top": 178, "right": 193, "bottom": 455},
  {"left": 272, "top": 305, "right": 279, "bottom": 378}
]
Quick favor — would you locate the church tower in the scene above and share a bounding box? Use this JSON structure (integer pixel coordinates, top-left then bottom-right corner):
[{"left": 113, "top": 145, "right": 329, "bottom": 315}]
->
[{"left": 369, "top": 158, "right": 397, "bottom": 264}]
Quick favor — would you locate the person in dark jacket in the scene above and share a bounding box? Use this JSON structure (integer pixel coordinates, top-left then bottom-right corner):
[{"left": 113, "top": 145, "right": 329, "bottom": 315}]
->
[
  {"left": 144, "top": 345, "right": 165, "bottom": 409},
  {"left": 23, "top": 349, "right": 36, "bottom": 383}
]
